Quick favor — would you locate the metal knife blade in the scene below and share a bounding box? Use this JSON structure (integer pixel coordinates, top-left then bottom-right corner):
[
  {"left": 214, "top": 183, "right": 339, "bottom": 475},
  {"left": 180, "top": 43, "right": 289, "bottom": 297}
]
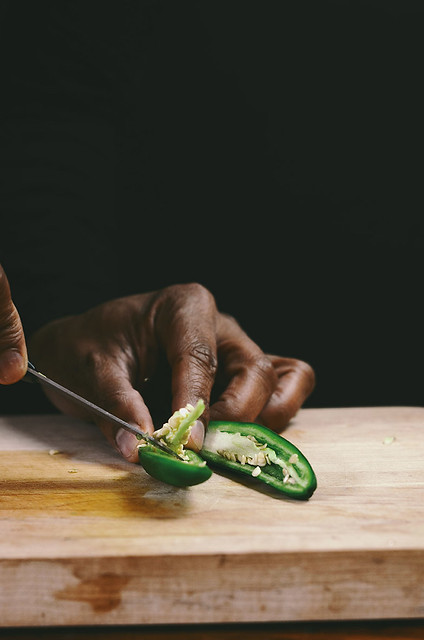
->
[{"left": 24, "top": 361, "right": 183, "bottom": 459}]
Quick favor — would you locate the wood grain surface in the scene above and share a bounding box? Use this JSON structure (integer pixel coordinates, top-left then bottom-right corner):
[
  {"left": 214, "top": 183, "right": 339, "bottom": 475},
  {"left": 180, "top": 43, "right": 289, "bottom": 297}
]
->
[{"left": 0, "top": 407, "right": 423, "bottom": 628}]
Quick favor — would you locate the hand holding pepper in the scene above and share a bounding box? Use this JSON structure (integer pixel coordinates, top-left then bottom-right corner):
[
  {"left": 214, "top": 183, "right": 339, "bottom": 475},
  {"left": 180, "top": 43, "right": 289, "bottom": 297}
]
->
[
  {"left": 0, "top": 263, "right": 28, "bottom": 384},
  {"left": 29, "top": 283, "right": 315, "bottom": 463}
]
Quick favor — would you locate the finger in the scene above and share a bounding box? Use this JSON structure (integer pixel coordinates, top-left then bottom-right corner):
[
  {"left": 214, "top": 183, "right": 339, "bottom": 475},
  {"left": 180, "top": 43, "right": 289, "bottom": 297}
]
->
[
  {"left": 0, "top": 264, "right": 27, "bottom": 384},
  {"left": 209, "top": 315, "right": 278, "bottom": 423},
  {"left": 257, "top": 356, "right": 316, "bottom": 431},
  {"left": 154, "top": 284, "right": 219, "bottom": 449},
  {"left": 88, "top": 355, "right": 155, "bottom": 463},
  {"left": 187, "top": 420, "right": 205, "bottom": 453},
  {"left": 42, "top": 353, "right": 154, "bottom": 463}
]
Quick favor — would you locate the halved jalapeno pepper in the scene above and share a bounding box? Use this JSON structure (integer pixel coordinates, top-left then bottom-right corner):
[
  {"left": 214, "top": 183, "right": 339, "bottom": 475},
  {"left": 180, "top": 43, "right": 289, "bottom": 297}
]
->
[
  {"left": 138, "top": 445, "right": 212, "bottom": 487},
  {"left": 200, "top": 421, "right": 317, "bottom": 499},
  {"left": 137, "top": 399, "right": 212, "bottom": 487}
]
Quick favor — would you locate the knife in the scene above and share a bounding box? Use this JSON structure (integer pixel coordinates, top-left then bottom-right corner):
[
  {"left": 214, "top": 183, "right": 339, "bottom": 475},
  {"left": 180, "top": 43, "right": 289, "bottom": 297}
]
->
[{"left": 24, "top": 361, "right": 183, "bottom": 459}]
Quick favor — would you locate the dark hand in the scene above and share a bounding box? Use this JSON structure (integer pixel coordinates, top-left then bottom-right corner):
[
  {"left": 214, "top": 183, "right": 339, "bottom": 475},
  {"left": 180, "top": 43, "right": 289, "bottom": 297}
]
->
[
  {"left": 0, "top": 263, "right": 27, "bottom": 384},
  {"left": 29, "top": 283, "right": 315, "bottom": 462}
]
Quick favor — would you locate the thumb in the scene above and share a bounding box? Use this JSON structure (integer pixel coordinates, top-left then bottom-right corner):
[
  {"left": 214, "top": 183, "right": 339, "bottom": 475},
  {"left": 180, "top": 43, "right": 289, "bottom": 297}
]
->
[{"left": 0, "top": 265, "right": 27, "bottom": 384}]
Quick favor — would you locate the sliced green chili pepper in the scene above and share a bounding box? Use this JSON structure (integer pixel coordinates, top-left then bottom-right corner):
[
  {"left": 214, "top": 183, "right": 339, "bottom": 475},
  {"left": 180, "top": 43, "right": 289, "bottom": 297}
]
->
[
  {"left": 138, "top": 399, "right": 212, "bottom": 487},
  {"left": 138, "top": 445, "right": 211, "bottom": 487},
  {"left": 200, "top": 421, "right": 317, "bottom": 500}
]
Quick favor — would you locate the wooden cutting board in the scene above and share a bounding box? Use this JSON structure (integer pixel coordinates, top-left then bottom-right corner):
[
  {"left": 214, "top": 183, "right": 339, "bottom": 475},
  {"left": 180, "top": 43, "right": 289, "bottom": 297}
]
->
[{"left": 0, "top": 406, "right": 423, "bottom": 627}]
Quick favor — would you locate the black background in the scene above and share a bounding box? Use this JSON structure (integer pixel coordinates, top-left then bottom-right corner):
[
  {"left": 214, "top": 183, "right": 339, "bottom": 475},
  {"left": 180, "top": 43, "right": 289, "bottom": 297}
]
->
[{"left": 0, "top": 0, "right": 423, "bottom": 412}]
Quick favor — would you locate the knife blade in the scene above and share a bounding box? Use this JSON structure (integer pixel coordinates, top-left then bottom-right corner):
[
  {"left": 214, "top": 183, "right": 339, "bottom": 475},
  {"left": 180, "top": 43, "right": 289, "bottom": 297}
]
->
[{"left": 24, "top": 361, "right": 183, "bottom": 459}]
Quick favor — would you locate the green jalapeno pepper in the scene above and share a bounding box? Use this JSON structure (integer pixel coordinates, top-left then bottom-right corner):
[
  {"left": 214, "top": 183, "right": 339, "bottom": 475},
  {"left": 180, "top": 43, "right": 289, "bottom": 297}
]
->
[
  {"left": 200, "top": 421, "right": 317, "bottom": 499},
  {"left": 138, "top": 445, "right": 211, "bottom": 487},
  {"left": 137, "top": 399, "right": 212, "bottom": 487}
]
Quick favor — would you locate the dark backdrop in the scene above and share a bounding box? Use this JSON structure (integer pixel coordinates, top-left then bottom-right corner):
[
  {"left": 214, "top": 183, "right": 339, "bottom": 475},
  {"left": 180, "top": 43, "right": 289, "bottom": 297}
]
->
[{"left": 0, "top": 1, "right": 422, "bottom": 412}]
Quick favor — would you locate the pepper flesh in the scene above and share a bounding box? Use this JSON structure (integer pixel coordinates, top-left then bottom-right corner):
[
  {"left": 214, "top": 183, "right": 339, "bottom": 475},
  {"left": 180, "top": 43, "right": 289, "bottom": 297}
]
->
[
  {"left": 200, "top": 421, "right": 317, "bottom": 499},
  {"left": 138, "top": 400, "right": 212, "bottom": 487}
]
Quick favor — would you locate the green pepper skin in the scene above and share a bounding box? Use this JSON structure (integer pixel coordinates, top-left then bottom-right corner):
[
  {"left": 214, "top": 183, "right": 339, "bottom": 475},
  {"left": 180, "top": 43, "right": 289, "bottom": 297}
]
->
[
  {"left": 138, "top": 445, "right": 212, "bottom": 488},
  {"left": 200, "top": 421, "right": 317, "bottom": 500}
]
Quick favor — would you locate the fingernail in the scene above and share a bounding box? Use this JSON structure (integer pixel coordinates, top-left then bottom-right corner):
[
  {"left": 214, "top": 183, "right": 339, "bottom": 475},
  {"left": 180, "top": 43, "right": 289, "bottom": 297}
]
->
[
  {"left": 116, "top": 428, "right": 139, "bottom": 460},
  {"left": 0, "top": 350, "right": 26, "bottom": 384},
  {"left": 190, "top": 420, "right": 205, "bottom": 452}
]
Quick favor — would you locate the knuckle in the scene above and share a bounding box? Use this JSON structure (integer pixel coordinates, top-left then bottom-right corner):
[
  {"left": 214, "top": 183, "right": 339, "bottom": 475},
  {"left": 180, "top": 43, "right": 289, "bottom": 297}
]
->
[
  {"left": 175, "top": 282, "right": 216, "bottom": 312},
  {"left": 186, "top": 341, "right": 218, "bottom": 377},
  {"left": 180, "top": 282, "right": 214, "bottom": 301},
  {"left": 252, "top": 353, "right": 276, "bottom": 387},
  {"left": 102, "top": 388, "right": 136, "bottom": 413},
  {"left": 0, "top": 307, "right": 23, "bottom": 350},
  {"left": 218, "top": 311, "right": 240, "bottom": 331},
  {"left": 296, "top": 359, "right": 316, "bottom": 391},
  {"left": 0, "top": 265, "right": 11, "bottom": 302},
  {"left": 83, "top": 350, "right": 105, "bottom": 372},
  {"left": 221, "top": 311, "right": 237, "bottom": 323},
  {"left": 155, "top": 283, "right": 217, "bottom": 330}
]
